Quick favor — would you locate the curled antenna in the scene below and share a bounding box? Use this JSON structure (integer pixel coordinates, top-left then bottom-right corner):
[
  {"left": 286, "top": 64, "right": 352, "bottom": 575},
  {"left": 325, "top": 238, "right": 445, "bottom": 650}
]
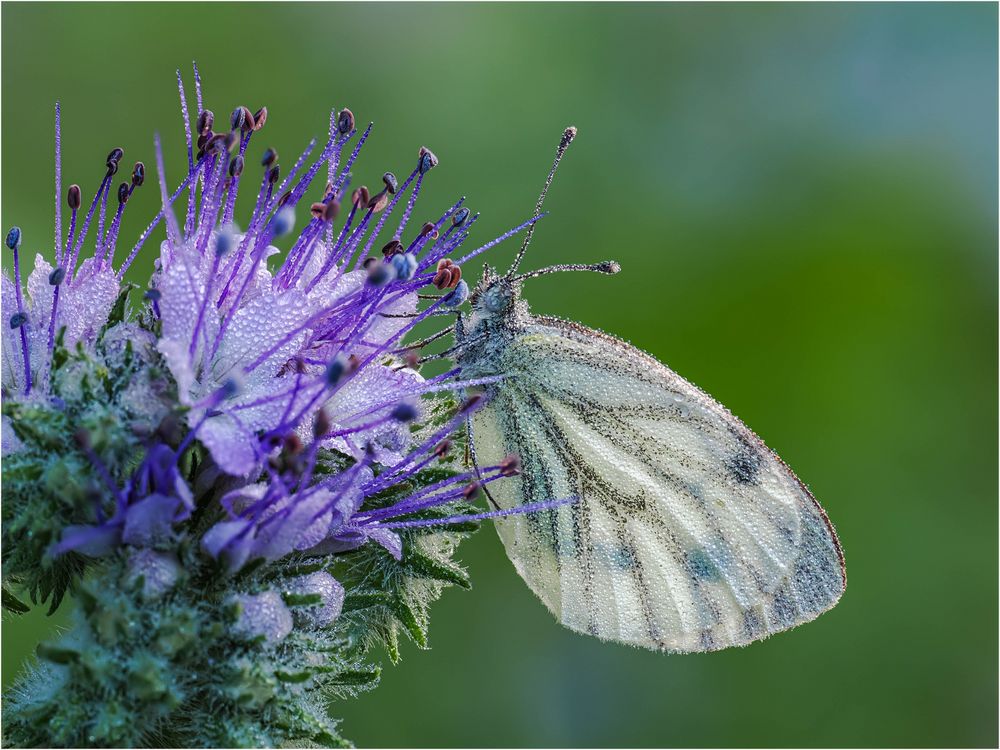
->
[
  {"left": 511, "top": 261, "right": 620, "bottom": 284},
  {"left": 505, "top": 126, "right": 577, "bottom": 279}
]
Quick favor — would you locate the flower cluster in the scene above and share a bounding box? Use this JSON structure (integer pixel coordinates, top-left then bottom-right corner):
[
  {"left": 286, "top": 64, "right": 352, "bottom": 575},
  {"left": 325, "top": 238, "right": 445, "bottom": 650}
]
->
[{"left": 1, "top": 66, "right": 558, "bottom": 748}]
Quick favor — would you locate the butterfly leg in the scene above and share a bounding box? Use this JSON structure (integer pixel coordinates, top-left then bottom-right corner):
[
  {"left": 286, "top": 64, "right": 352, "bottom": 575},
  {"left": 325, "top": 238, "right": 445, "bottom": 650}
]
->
[{"left": 466, "top": 415, "right": 501, "bottom": 511}]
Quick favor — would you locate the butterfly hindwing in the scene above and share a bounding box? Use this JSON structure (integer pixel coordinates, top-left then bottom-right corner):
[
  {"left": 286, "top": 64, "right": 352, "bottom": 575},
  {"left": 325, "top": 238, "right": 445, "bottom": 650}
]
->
[{"left": 471, "top": 316, "right": 845, "bottom": 652}]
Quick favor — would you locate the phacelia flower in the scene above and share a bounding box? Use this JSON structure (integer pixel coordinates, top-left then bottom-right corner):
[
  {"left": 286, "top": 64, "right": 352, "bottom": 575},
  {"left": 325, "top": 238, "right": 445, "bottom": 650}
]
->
[{"left": 1, "top": 64, "right": 571, "bottom": 748}]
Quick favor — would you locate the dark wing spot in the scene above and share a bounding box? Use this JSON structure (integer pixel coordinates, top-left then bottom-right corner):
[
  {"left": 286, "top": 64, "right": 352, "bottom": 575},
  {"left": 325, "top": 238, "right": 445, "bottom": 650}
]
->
[
  {"left": 686, "top": 548, "right": 721, "bottom": 582},
  {"left": 726, "top": 436, "right": 762, "bottom": 485}
]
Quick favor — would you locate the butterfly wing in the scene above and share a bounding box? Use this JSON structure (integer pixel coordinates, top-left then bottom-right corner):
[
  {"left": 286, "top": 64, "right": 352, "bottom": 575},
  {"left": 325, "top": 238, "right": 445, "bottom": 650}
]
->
[{"left": 471, "top": 316, "right": 844, "bottom": 652}]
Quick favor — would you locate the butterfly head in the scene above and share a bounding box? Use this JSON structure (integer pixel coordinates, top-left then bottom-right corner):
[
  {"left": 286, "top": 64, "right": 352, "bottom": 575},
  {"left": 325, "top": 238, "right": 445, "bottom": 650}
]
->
[{"left": 469, "top": 263, "right": 523, "bottom": 322}]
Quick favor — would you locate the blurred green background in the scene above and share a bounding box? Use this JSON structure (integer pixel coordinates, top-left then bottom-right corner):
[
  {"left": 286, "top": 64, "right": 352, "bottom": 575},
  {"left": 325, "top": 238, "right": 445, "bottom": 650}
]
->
[{"left": 2, "top": 3, "right": 996, "bottom": 747}]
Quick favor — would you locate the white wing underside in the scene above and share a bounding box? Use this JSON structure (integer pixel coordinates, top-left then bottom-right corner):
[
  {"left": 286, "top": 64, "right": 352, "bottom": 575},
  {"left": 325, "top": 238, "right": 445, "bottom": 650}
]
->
[{"left": 472, "top": 317, "right": 845, "bottom": 653}]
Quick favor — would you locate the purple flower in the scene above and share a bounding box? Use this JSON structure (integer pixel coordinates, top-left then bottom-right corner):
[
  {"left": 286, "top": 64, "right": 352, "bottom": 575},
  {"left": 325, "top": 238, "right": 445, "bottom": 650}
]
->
[{"left": 13, "top": 65, "right": 574, "bottom": 583}]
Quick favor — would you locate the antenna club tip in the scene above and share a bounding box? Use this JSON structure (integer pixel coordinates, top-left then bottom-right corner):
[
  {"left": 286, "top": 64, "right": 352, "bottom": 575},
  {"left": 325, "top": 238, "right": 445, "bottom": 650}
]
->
[
  {"left": 599, "top": 260, "right": 621, "bottom": 274},
  {"left": 560, "top": 126, "right": 578, "bottom": 149}
]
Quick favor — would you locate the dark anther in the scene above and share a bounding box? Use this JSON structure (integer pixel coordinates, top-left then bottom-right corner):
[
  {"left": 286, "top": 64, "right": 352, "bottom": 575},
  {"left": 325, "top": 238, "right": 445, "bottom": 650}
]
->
[
  {"left": 229, "top": 154, "right": 245, "bottom": 178},
  {"left": 106, "top": 147, "right": 124, "bottom": 167},
  {"left": 197, "top": 109, "right": 215, "bottom": 136},
  {"left": 267, "top": 165, "right": 280, "bottom": 186},
  {"left": 48, "top": 267, "right": 66, "bottom": 286},
  {"left": 144, "top": 288, "right": 162, "bottom": 301},
  {"left": 224, "top": 130, "right": 239, "bottom": 152},
  {"left": 106, "top": 159, "right": 119, "bottom": 177},
  {"left": 452, "top": 207, "right": 471, "bottom": 227},
  {"left": 352, "top": 186, "right": 370, "bottom": 208},
  {"left": 219, "top": 377, "right": 240, "bottom": 399},
  {"left": 382, "top": 172, "right": 398, "bottom": 194},
  {"left": 284, "top": 433, "right": 303, "bottom": 455},
  {"left": 205, "top": 133, "right": 228, "bottom": 153},
  {"left": 366, "top": 260, "right": 391, "bottom": 287},
  {"left": 462, "top": 481, "right": 481, "bottom": 501},
  {"left": 433, "top": 439, "right": 452, "bottom": 458},
  {"left": 277, "top": 189, "right": 293, "bottom": 208},
  {"left": 230, "top": 106, "right": 253, "bottom": 132},
  {"left": 197, "top": 131, "right": 212, "bottom": 151},
  {"left": 324, "top": 199, "right": 340, "bottom": 222},
  {"left": 313, "top": 408, "right": 331, "bottom": 439},
  {"left": 499, "top": 454, "right": 521, "bottom": 477},
  {"left": 9, "top": 312, "right": 27, "bottom": 329},
  {"left": 337, "top": 108, "right": 355, "bottom": 135},
  {"left": 381, "top": 239, "right": 404, "bottom": 259},
  {"left": 432, "top": 258, "right": 461, "bottom": 290},
  {"left": 67, "top": 185, "right": 82, "bottom": 210},
  {"left": 367, "top": 189, "right": 389, "bottom": 213},
  {"left": 460, "top": 394, "right": 483, "bottom": 413},
  {"left": 215, "top": 231, "right": 234, "bottom": 257},
  {"left": 117, "top": 182, "right": 130, "bottom": 205},
  {"left": 391, "top": 403, "right": 419, "bottom": 423},
  {"left": 252, "top": 107, "right": 268, "bottom": 131},
  {"left": 362, "top": 257, "right": 378, "bottom": 270},
  {"left": 131, "top": 162, "right": 145, "bottom": 187},
  {"left": 310, "top": 202, "right": 325, "bottom": 219},
  {"left": 420, "top": 221, "right": 439, "bottom": 239},
  {"left": 5, "top": 226, "right": 21, "bottom": 250},
  {"left": 418, "top": 146, "right": 438, "bottom": 174},
  {"left": 325, "top": 356, "right": 347, "bottom": 386},
  {"left": 322, "top": 181, "right": 335, "bottom": 200},
  {"left": 261, "top": 147, "right": 278, "bottom": 168}
]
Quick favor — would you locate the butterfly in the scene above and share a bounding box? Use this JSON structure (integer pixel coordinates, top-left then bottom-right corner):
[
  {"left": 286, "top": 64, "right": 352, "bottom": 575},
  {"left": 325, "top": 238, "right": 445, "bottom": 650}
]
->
[{"left": 452, "top": 127, "right": 845, "bottom": 653}]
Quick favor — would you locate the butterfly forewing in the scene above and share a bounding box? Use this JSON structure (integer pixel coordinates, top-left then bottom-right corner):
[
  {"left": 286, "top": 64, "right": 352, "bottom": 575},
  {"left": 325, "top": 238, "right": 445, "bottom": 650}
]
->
[{"left": 472, "top": 316, "right": 845, "bottom": 652}]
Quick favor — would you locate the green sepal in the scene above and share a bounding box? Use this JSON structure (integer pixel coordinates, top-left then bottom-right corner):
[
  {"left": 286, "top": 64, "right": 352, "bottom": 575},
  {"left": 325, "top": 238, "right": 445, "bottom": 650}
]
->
[
  {"left": 390, "top": 595, "right": 428, "bottom": 648},
  {"left": 36, "top": 642, "right": 80, "bottom": 664},
  {"left": 342, "top": 591, "right": 393, "bottom": 613},
  {"left": 282, "top": 592, "right": 322, "bottom": 607},
  {"left": 2, "top": 587, "right": 30, "bottom": 614},
  {"left": 274, "top": 670, "right": 313, "bottom": 683},
  {"left": 329, "top": 665, "right": 381, "bottom": 688},
  {"left": 401, "top": 547, "right": 471, "bottom": 589}
]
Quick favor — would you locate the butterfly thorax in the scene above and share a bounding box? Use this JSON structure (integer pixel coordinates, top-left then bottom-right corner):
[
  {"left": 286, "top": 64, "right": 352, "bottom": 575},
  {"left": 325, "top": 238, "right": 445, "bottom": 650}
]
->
[{"left": 455, "top": 268, "right": 532, "bottom": 380}]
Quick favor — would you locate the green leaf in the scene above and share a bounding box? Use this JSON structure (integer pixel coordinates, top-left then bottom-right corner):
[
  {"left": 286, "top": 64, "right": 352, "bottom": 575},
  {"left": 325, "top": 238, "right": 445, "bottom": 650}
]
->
[
  {"left": 282, "top": 592, "right": 322, "bottom": 607},
  {"left": 36, "top": 642, "right": 80, "bottom": 664},
  {"left": 328, "top": 665, "right": 381, "bottom": 688},
  {"left": 341, "top": 591, "right": 393, "bottom": 613},
  {"left": 390, "top": 595, "right": 428, "bottom": 648},
  {"left": 385, "top": 628, "right": 401, "bottom": 665},
  {"left": 401, "top": 547, "right": 471, "bottom": 589},
  {"left": 274, "top": 670, "right": 313, "bottom": 683},
  {"left": 2, "top": 587, "right": 30, "bottom": 614}
]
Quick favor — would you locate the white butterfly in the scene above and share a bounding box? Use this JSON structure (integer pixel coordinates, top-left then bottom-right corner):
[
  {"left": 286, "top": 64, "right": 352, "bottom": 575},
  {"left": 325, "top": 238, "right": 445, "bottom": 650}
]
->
[{"left": 453, "top": 128, "right": 844, "bottom": 653}]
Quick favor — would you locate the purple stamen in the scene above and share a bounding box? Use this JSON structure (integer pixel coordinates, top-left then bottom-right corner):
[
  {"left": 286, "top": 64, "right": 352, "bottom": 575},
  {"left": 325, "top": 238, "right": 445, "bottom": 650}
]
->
[
  {"left": 66, "top": 173, "right": 110, "bottom": 283},
  {"left": 155, "top": 132, "right": 183, "bottom": 249},
  {"left": 54, "top": 102, "right": 62, "bottom": 261},
  {"left": 176, "top": 69, "right": 198, "bottom": 239},
  {"left": 117, "top": 154, "right": 204, "bottom": 279},
  {"left": 453, "top": 214, "right": 545, "bottom": 267},
  {"left": 11, "top": 244, "right": 32, "bottom": 395},
  {"left": 377, "top": 497, "right": 577, "bottom": 530}
]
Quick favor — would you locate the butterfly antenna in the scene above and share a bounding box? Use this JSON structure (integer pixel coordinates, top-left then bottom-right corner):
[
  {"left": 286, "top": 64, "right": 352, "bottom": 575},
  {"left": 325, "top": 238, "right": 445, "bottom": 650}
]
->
[
  {"left": 505, "top": 126, "right": 577, "bottom": 279},
  {"left": 511, "top": 260, "right": 620, "bottom": 283}
]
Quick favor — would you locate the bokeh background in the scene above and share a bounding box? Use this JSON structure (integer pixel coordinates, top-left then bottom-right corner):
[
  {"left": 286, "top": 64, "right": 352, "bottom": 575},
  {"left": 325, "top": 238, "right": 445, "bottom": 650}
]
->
[{"left": 2, "top": 3, "right": 996, "bottom": 747}]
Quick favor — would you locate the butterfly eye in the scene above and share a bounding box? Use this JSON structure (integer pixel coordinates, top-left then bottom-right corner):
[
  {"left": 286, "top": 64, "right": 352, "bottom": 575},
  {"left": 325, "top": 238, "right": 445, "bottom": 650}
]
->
[{"left": 485, "top": 287, "right": 508, "bottom": 313}]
